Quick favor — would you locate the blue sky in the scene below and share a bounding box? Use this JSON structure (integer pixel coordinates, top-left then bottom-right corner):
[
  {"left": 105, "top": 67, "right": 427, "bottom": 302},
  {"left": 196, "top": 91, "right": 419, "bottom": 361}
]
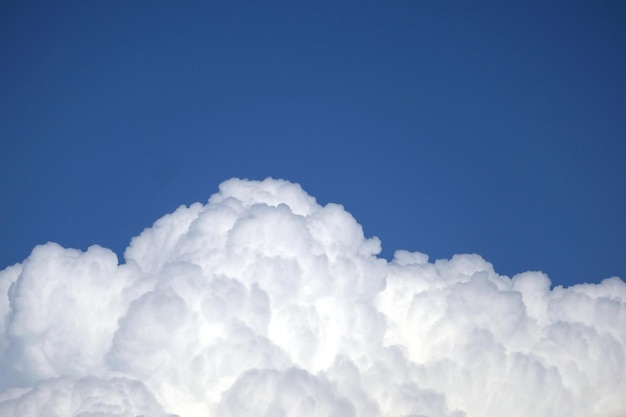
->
[{"left": 1, "top": 1, "right": 624, "bottom": 287}]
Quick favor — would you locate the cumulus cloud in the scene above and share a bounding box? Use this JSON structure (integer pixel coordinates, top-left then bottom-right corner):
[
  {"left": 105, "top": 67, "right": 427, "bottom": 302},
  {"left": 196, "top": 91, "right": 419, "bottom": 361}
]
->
[{"left": 1, "top": 177, "right": 624, "bottom": 417}]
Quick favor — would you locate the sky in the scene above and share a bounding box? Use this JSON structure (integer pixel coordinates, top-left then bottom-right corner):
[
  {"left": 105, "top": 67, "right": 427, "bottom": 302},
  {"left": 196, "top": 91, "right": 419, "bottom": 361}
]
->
[
  {"left": 3, "top": 4, "right": 626, "bottom": 415},
  {"left": 1, "top": 1, "right": 625, "bottom": 287}
]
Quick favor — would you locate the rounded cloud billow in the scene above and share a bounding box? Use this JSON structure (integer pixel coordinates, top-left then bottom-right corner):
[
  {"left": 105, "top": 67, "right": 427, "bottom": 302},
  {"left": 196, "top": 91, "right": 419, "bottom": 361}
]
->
[{"left": 0, "top": 178, "right": 624, "bottom": 417}]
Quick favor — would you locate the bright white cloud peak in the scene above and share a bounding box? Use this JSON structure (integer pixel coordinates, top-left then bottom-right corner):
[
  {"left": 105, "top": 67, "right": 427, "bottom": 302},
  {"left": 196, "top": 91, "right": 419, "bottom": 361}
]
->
[{"left": 1, "top": 178, "right": 624, "bottom": 417}]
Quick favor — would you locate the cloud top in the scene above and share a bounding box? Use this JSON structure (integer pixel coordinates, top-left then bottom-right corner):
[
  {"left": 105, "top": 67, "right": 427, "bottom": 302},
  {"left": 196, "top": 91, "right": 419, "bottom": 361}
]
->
[{"left": 1, "top": 178, "right": 624, "bottom": 417}]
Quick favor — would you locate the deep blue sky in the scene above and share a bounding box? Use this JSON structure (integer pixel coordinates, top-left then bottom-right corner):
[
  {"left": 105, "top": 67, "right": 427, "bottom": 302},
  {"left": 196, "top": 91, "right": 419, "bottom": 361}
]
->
[{"left": 1, "top": 1, "right": 625, "bottom": 287}]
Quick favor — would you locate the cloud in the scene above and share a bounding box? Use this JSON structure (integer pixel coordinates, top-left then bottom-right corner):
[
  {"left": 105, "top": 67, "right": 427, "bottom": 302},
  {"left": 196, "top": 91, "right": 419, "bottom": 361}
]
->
[
  {"left": 1, "top": 178, "right": 624, "bottom": 417},
  {"left": 0, "top": 376, "right": 175, "bottom": 417}
]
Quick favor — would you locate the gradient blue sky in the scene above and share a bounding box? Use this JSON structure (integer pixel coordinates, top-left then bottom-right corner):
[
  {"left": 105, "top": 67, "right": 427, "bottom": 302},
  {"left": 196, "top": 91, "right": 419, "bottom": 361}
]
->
[{"left": 1, "top": 1, "right": 625, "bottom": 287}]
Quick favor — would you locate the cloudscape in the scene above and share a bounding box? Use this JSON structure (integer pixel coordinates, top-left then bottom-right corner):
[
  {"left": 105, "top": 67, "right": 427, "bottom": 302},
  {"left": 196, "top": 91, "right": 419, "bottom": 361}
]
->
[{"left": 1, "top": 178, "right": 624, "bottom": 417}]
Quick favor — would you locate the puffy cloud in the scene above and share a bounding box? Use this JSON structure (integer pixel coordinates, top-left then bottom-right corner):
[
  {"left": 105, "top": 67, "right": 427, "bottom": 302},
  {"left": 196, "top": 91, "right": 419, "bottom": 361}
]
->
[
  {"left": 0, "top": 376, "right": 175, "bottom": 417},
  {"left": 0, "top": 177, "right": 624, "bottom": 417}
]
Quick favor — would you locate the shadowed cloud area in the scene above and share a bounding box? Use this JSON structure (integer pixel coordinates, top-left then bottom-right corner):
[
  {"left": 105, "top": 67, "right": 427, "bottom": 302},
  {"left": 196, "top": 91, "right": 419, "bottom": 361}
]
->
[{"left": 1, "top": 178, "right": 625, "bottom": 416}]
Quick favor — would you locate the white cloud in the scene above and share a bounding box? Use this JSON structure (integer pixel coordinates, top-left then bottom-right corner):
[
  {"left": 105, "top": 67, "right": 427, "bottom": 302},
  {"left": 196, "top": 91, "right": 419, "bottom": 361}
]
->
[
  {"left": 1, "top": 177, "right": 624, "bottom": 417},
  {"left": 0, "top": 376, "right": 175, "bottom": 417}
]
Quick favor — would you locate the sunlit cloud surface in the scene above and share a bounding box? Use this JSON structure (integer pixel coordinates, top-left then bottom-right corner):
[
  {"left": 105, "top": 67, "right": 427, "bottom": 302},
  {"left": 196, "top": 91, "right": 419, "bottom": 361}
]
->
[{"left": 1, "top": 178, "right": 624, "bottom": 416}]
